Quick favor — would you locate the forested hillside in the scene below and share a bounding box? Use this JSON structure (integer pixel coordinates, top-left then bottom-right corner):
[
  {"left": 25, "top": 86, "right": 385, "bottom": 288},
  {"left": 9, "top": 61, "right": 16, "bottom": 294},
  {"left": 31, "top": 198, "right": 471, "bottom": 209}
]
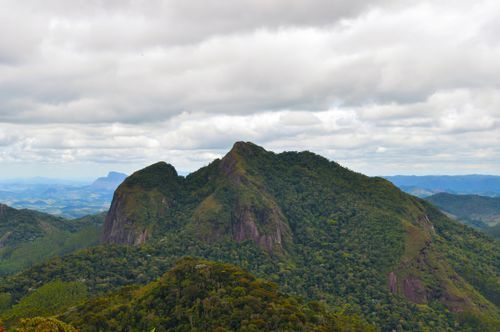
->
[
  {"left": 59, "top": 258, "right": 374, "bottom": 331},
  {"left": 0, "top": 142, "right": 498, "bottom": 331},
  {"left": 426, "top": 193, "right": 500, "bottom": 239},
  {"left": 0, "top": 205, "right": 104, "bottom": 275}
]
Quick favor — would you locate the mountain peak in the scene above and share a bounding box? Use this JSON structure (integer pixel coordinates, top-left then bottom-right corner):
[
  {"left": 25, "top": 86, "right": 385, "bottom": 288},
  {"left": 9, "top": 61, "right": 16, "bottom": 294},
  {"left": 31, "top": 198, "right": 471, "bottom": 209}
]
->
[
  {"left": 139, "top": 161, "right": 177, "bottom": 176},
  {"left": 102, "top": 161, "right": 183, "bottom": 245},
  {"left": 122, "top": 162, "right": 179, "bottom": 189},
  {"left": 229, "top": 141, "right": 266, "bottom": 156},
  {"left": 106, "top": 171, "right": 127, "bottom": 180},
  {"left": 219, "top": 142, "right": 267, "bottom": 178},
  {"left": 91, "top": 171, "right": 127, "bottom": 190}
]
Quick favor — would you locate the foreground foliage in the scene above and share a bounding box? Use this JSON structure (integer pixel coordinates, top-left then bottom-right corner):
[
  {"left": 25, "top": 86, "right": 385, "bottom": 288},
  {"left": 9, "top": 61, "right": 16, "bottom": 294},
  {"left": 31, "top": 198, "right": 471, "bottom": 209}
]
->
[
  {"left": 15, "top": 317, "right": 77, "bottom": 332},
  {"left": 1, "top": 280, "right": 87, "bottom": 325},
  {"left": 61, "top": 258, "right": 374, "bottom": 332}
]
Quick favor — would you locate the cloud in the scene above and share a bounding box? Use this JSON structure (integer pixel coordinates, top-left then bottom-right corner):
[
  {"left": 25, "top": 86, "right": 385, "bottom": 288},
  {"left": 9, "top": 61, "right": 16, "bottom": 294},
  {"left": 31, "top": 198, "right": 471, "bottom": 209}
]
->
[{"left": 0, "top": 0, "right": 499, "bottom": 177}]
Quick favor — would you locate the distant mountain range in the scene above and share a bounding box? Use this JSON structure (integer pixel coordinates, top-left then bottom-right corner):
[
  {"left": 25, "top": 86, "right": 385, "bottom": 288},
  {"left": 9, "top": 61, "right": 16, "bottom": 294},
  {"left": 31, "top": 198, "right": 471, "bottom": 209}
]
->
[
  {"left": 0, "top": 172, "right": 127, "bottom": 218},
  {"left": 385, "top": 175, "right": 500, "bottom": 197},
  {"left": 90, "top": 171, "right": 128, "bottom": 191},
  {"left": 1, "top": 142, "right": 497, "bottom": 331}
]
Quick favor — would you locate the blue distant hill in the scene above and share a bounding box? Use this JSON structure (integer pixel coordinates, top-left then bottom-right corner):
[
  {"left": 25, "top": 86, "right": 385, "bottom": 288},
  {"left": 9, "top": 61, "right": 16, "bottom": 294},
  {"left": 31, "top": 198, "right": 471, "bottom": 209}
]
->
[
  {"left": 0, "top": 172, "right": 127, "bottom": 218},
  {"left": 90, "top": 172, "right": 127, "bottom": 190},
  {"left": 385, "top": 175, "right": 500, "bottom": 197}
]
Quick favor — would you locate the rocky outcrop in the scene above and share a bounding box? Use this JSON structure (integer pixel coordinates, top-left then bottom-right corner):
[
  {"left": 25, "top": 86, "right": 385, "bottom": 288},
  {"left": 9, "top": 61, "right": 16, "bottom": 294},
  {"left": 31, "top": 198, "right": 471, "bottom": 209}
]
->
[
  {"left": 389, "top": 272, "right": 427, "bottom": 303},
  {"left": 189, "top": 142, "right": 292, "bottom": 253},
  {"left": 223, "top": 142, "right": 291, "bottom": 252},
  {"left": 101, "top": 192, "right": 151, "bottom": 245},
  {"left": 416, "top": 214, "right": 435, "bottom": 234},
  {"left": 232, "top": 204, "right": 290, "bottom": 252},
  {"left": 0, "top": 203, "right": 10, "bottom": 218},
  {"left": 192, "top": 192, "right": 291, "bottom": 253},
  {"left": 403, "top": 277, "right": 427, "bottom": 304},
  {"left": 388, "top": 272, "right": 397, "bottom": 294},
  {"left": 101, "top": 162, "right": 180, "bottom": 245}
]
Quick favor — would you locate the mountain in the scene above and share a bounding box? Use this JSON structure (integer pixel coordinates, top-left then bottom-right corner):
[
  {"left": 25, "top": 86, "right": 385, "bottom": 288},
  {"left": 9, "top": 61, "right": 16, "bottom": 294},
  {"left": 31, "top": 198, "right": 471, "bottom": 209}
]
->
[
  {"left": 89, "top": 171, "right": 127, "bottom": 191},
  {"left": 58, "top": 258, "right": 374, "bottom": 332},
  {"left": 0, "top": 172, "right": 126, "bottom": 218},
  {"left": 426, "top": 193, "right": 500, "bottom": 239},
  {"left": 1, "top": 142, "right": 498, "bottom": 331},
  {"left": 0, "top": 204, "right": 104, "bottom": 275},
  {"left": 385, "top": 175, "right": 500, "bottom": 197}
]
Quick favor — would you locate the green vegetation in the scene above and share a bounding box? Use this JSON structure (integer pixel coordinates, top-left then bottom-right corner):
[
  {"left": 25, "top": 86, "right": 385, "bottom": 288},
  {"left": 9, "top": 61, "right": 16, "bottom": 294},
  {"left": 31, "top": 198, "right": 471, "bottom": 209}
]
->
[
  {"left": 2, "top": 280, "right": 87, "bottom": 325},
  {"left": 0, "top": 142, "right": 498, "bottom": 331},
  {"left": 15, "top": 317, "right": 77, "bottom": 332},
  {"left": 426, "top": 193, "right": 500, "bottom": 239},
  {"left": 486, "top": 223, "right": 500, "bottom": 239},
  {"left": 0, "top": 208, "right": 104, "bottom": 275},
  {"left": 61, "top": 258, "right": 374, "bottom": 331}
]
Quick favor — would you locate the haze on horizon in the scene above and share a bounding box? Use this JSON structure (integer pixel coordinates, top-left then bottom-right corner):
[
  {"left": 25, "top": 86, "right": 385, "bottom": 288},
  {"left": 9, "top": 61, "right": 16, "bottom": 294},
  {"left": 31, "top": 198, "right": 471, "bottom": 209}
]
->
[{"left": 1, "top": 0, "right": 499, "bottom": 179}]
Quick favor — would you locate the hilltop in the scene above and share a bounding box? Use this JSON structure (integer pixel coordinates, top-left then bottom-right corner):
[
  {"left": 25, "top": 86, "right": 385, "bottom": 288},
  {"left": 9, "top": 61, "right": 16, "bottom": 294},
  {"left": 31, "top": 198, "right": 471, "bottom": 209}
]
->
[{"left": 1, "top": 142, "right": 498, "bottom": 331}]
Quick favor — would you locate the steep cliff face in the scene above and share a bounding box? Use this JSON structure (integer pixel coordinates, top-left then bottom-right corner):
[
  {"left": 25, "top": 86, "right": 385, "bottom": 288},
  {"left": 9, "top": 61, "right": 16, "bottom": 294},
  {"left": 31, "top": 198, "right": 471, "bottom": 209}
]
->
[
  {"left": 191, "top": 189, "right": 291, "bottom": 252},
  {"left": 231, "top": 205, "right": 289, "bottom": 251},
  {"left": 101, "top": 189, "right": 163, "bottom": 245},
  {"left": 101, "top": 162, "right": 182, "bottom": 245},
  {"left": 191, "top": 142, "right": 292, "bottom": 252},
  {"left": 0, "top": 203, "right": 9, "bottom": 218},
  {"left": 387, "top": 212, "right": 487, "bottom": 313},
  {"left": 102, "top": 142, "right": 292, "bottom": 252}
]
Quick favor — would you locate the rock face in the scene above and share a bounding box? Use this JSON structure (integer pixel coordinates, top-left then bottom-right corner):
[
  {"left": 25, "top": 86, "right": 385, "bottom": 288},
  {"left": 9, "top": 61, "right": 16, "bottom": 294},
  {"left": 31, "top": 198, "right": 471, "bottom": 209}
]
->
[
  {"left": 0, "top": 203, "right": 9, "bottom": 217},
  {"left": 388, "top": 272, "right": 397, "bottom": 294},
  {"left": 191, "top": 142, "right": 292, "bottom": 252},
  {"left": 232, "top": 206, "right": 287, "bottom": 252},
  {"left": 222, "top": 143, "right": 291, "bottom": 251},
  {"left": 389, "top": 270, "right": 430, "bottom": 305},
  {"left": 101, "top": 192, "right": 152, "bottom": 245},
  {"left": 403, "top": 277, "right": 427, "bottom": 304},
  {"left": 101, "top": 162, "right": 180, "bottom": 245},
  {"left": 101, "top": 142, "right": 292, "bottom": 252}
]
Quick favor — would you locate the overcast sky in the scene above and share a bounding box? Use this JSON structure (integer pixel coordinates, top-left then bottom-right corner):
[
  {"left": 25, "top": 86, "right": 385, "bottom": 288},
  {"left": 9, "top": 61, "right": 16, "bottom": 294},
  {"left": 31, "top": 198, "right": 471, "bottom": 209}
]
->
[{"left": 1, "top": 0, "right": 499, "bottom": 179}]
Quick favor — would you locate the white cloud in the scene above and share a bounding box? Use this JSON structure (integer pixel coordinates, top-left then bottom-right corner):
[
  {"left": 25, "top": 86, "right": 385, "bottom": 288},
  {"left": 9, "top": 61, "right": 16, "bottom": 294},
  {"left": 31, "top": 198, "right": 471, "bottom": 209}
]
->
[{"left": 0, "top": 0, "right": 499, "bottom": 177}]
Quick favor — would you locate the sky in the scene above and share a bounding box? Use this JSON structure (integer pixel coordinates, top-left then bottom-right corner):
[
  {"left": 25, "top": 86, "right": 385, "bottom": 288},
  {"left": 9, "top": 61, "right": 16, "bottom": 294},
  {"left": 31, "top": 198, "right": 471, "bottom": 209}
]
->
[{"left": 1, "top": 0, "right": 499, "bottom": 179}]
